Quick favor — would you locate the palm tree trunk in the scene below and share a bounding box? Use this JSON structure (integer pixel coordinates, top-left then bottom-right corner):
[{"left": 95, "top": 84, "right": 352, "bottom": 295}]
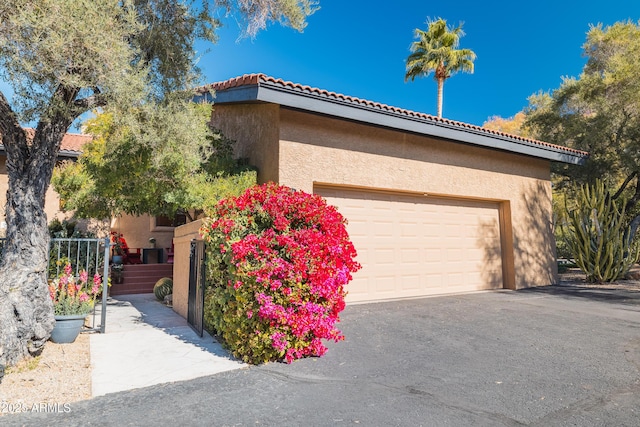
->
[{"left": 436, "top": 78, "right": 445, "bottom": 118}]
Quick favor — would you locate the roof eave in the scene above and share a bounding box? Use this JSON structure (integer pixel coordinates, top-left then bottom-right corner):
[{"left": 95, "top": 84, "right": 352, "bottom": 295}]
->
[
  {"left": 58, "top": 150, "right": 82, "bottom": 160},
  {"left": 0, "top": 147, "right": 81, "bottom": 160},
  {"left": 197, "top": 82, "right": 587, "bottom": 166}
]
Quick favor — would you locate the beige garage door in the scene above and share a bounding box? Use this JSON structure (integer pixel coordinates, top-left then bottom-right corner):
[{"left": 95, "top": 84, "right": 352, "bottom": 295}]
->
[{"left": 316, "top": 187, "right": 504, "bottom": 303}]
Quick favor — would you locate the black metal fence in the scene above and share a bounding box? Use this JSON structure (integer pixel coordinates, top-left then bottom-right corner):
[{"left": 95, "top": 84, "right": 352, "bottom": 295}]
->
[{"left": 188, "top": 239, "right": 206, "bottom": 337}]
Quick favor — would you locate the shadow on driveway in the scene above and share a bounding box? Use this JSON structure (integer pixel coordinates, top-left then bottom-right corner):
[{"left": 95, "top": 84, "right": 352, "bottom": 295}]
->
[
  {"left": 519, "top": 283, "right": 640, "bottom": 306},
  {"left": 7, "top": 289, "right": 640, "bottom": 426}
]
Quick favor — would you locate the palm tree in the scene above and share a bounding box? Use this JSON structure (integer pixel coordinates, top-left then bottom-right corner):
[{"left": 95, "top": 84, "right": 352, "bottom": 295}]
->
[{"left": 405, "top": 18, "right": 476, "bottom": 118}]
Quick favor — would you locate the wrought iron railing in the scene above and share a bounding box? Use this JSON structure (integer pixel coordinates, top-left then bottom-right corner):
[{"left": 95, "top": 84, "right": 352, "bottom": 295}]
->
[{"left": 0, "top": 236, "right": 111, "bottom": 333}]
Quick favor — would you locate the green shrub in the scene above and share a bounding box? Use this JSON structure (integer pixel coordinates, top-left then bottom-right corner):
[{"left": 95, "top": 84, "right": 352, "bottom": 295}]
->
[
  {"left": 563, "top": 180, "right": 640, "bottom": 282},
  {"left": 153, "top": 277, "right": 173, "bottom": 301}
]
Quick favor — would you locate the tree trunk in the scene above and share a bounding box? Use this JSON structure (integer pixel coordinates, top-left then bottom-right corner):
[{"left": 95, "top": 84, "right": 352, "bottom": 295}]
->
[
  {"left": 0, "top": 102, "right": 72, "bottom": 379},
  {"left": 436, "top": 78, "right": 444, "bottom": 118},
  {"left": 0, "top": 177, "right": 54, "bottom": 371}
]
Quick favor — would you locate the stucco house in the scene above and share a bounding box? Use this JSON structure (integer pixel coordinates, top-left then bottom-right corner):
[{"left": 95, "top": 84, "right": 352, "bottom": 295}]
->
[{"left": 191, "top": 74, "right": 588, "bottom": 304}]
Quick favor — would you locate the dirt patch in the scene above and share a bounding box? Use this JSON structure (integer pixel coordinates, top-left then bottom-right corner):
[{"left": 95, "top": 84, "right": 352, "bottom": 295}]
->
[{"left": 0, "top": 333, "right": 91, "bottom": 416}]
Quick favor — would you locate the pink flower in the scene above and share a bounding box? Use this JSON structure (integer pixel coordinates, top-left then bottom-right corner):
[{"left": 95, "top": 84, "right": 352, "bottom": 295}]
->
[
  {"left": 202, "top": 183, "right": 361, "bottom": 364},
  {"left": 270, "top": 332, "right": 288, "bottom": 352}
]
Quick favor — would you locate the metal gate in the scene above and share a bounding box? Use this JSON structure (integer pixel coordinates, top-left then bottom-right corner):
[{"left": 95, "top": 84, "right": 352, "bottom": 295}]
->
[{"left": 188, "top": 239, "right": 206, "bottom": 337}]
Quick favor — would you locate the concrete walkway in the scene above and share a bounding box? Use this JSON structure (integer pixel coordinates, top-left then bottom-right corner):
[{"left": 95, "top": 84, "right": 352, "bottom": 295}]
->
[{"left": 90, "top": 294, "right": 245, "bottom": 397}]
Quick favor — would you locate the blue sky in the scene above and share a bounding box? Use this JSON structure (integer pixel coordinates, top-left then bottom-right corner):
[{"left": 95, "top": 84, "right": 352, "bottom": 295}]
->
[
  {"left": 200, "top": 0, "right": 640, "bottom": 126},
  {"left": 1, "top": 2, "right": 639, "bottom": 129}
]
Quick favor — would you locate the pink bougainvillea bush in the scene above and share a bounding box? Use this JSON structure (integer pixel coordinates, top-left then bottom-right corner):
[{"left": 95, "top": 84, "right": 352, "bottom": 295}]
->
[{"left": 201, "top": 183, "right": 360, "bottom": 364}]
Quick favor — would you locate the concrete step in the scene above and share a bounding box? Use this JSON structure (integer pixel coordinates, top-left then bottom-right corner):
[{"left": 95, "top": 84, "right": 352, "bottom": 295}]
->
[{"left": 110, "top": 263, "right": 174, "bottom": 296}]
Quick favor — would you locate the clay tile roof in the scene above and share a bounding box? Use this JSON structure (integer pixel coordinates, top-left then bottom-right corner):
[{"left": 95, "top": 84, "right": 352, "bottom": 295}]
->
[
  {"left": 60, "top": 133, "right": 92, "bottom": 153},
  {"left": 1, "top": 128, "right": 91, "bottom": 157},
  {"left": 198, "top": 73, "right": 589, "bottom": 159}
]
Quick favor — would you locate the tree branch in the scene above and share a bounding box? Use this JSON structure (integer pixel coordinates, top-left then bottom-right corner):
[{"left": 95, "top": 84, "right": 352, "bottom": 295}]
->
[
  {"left": 612, "top": 171, "right": 638, "bottom": 200},
  {"left": 613, "top": 110, "right": 630, "bottom": 147},
  {"left": 628, "top": 177, "right": 640, "bottom": 212},
  {"left": 0, "top": 91, "right": 30, "bottom": 168},
  {"left": 71, "top": 92, "right": 107, "bottom": 118},
  {"left": 626, "top": 213, "right": 640, "bottom": 244},
  {"left": 31, "top": 84, "right": 80, "bottom": 170}
]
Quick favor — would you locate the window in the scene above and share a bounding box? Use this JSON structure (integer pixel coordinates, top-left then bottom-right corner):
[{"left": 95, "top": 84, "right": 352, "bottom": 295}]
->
[{"left": 154, "top": 213, "right": 187, "bottom": 228}]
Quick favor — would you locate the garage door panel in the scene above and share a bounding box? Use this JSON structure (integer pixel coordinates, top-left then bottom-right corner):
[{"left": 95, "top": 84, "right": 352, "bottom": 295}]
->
[
  {"left": 400, "top": 248, "right": 419, "bottom": 263},
  {"left": 374, "top": 248, "right": 395, "bottom": 264},
  {"left": 372, "top": 220, "right": 394, "bottom": 236},
  {"left": 316, "top": 187, "right": 504, "bottom": 303},
  {"left": 401, "top": 275, "right": 421, "bottom": 291},
  {"left": 346, "top": 218, "right": 368, "bottom": 234}
]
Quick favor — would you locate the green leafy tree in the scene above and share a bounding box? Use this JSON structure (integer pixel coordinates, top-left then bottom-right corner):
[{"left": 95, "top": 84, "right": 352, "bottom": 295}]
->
[
  {"left": 482, "top": 112, "right": 531, "bottom": 138},
  {"left": 525, "top": 20, "right": 640, "bottom": 243},
  {"left": 0, "top": 0, "right": 316, "bottom": 375},
  {"left": 405, "top": 17, "right": 476, "bottom": 118},
  {"left": 52, "top": 104, "right": 256, "bottom": 221}
]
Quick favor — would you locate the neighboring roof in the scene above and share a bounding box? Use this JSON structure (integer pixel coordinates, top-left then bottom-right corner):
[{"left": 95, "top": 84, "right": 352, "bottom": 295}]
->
[
  {"left": 196, "top": 74, "right": 588, "bottom": 165},
  {"left": 0, "top": 129, "right": 91, "bottom": 159},
  {"left": 58, "top": 133, "right": 91, "bottom": 157}
]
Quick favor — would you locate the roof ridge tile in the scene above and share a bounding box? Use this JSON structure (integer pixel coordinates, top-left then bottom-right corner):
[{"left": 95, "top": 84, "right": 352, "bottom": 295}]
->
[{"left": 204, "top": 74, "right": 589, "bottom": 157}]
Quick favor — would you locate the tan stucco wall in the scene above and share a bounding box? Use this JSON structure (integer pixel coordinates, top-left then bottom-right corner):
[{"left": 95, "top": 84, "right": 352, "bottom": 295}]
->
[
  {"left": 210, "top": 103, "right": 280, "bottom": 183},
  {"left": 210, "top": 105, "right": 557, "bottom": 292},
  {"left": 277, "top": 110, "right": 556, "bottom": 289},
  {"left": 172, "top": 219, "right": 204, "bottom": 318}
]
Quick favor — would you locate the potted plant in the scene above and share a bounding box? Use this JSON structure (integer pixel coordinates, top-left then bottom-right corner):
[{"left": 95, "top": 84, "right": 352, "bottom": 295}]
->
[
  {"left": 110, "top": 231, "right": 125, "bottom": 264},
  {"left": 48, "top": 262, "right": 105, "bottom": 343}
]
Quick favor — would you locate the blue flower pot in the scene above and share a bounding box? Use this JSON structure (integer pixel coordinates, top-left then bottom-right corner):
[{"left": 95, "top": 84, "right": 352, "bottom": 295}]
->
[{"left": 50, "top": 314, "right": 87, "bottom": 344}]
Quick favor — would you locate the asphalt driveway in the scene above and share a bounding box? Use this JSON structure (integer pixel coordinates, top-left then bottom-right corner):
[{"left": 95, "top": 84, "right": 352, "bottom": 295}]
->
[{"left": 7, "top": 286, "right": 640, "bottom": 426}]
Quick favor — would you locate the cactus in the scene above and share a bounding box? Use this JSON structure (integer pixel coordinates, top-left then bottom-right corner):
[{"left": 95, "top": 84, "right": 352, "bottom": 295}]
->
[
  {"left": 153, "top": 277, "right": 173, "bottom": 301},
  {"left": 563, "top": 180, "right": 640, "bottom": 282}
]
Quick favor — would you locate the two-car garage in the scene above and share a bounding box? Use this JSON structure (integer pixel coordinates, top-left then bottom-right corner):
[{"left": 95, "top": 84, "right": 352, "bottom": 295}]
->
[
  {"left": 204, "top": 73, "right": 588, "bottom": 301},
  {"left": 315, "top": 186, "right": 505, "bottom": 303}
]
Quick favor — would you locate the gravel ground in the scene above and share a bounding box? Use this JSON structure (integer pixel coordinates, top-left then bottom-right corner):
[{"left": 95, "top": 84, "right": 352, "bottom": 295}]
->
[
  {"left": 0, "top": 268, "right": 638, "bottom": 417},
  {"left": 559, "top": 267, "right": 640, "bottom": 291},
  {"left": 0, "top": 333, "right": 91, "bottom": 416}
]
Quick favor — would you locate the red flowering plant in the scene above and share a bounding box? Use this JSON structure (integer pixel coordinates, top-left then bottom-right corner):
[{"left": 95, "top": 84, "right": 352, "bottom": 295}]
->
[
  {"left": 110, "top": 231, "right": 127, "bottom": 256},
  {"left": 201, "top": 183, "right": 360, "bottom": 364},
  {"left": 48, "top": 262, "right": 105, "bottom": 316}
]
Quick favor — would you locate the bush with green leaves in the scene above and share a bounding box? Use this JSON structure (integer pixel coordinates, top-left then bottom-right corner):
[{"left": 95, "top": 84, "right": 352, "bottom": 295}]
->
[
  {"left": 202, "top": 183, "right": 361, "bottom": 364},
  {"left": 563, "top": 180, "right": 640, "bottom": 282}
]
